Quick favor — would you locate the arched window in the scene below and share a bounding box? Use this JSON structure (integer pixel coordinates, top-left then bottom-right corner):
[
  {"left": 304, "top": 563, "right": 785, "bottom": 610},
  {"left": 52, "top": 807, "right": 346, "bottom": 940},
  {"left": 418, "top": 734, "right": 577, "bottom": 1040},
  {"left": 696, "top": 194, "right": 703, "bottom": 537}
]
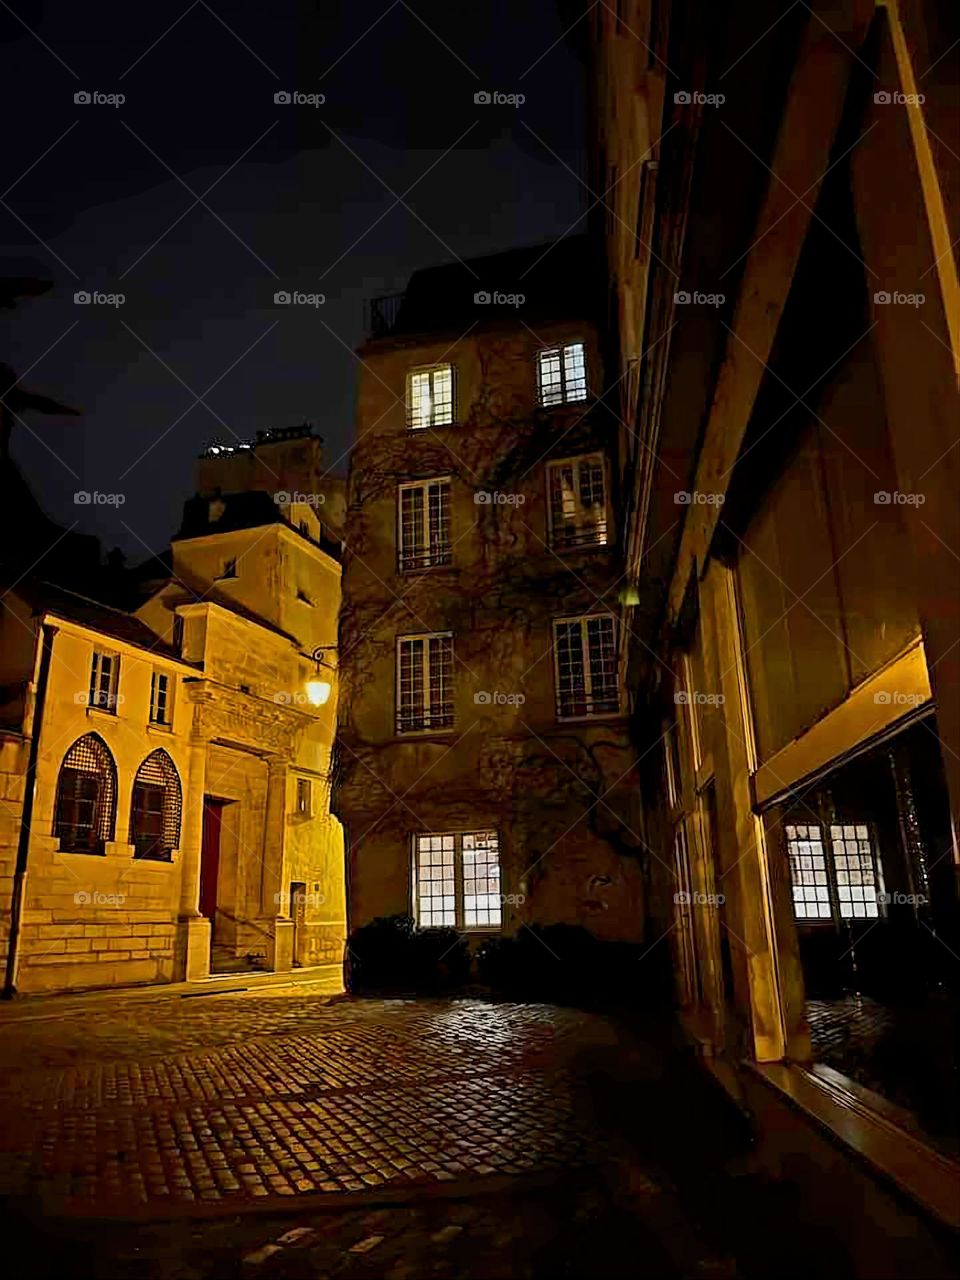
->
[
  {"left": 53, "top": 734, "right": 117, "bottom": 854},
  {"left": 129, "top": 748, "right": 182, "bottom": 861}
]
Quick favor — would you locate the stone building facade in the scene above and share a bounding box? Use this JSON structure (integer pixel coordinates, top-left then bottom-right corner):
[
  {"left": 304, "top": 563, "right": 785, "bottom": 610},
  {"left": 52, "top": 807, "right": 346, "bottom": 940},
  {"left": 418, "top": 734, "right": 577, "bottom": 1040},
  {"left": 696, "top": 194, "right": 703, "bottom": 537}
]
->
[
  {"left": 335, "top": 242, "right": 647, "bottom": 944},
  {"left": 587, "top": 0, "right": 960, "bottom": 1180},
  {"left": 0, "top": 429, "right": 346, "bottom": 993}
]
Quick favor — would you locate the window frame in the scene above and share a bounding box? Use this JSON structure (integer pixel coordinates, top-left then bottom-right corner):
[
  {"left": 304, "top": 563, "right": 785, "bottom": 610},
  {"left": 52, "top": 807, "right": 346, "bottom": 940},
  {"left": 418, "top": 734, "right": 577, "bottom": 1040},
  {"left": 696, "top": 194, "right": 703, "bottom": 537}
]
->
[
  {"left": 396, "top": 631, "right": 455, "bottom": 735},
  {"left": 53, "top": 733, "right": 118, "bottom": 854},
  {"left": 129, "top": 748, "right": 182, "bottom": 861},
  {"left": 405, "top": 363, "right": 456, "bottom": 431},
  {"left": 397, "top": 476, "right": 453, "bottom": 573},
  {"left": 785, "top": 818, "right": 887, "bottom": 925},
  {"left": 545, "top": 453, "right": 611, "bottom": 550},
  {"left": 217, "top": 557, "right": 238, "bottom": 580},
  {"left": 296, "top": 776, "right": 312, "bottom": 816},
  {"left": 552, "top": 612, "right": 622, "bottom": 722},
  {"left": 412, "top": 829, "right": 503, "bottom": 931},
  {"left": 149, "top": 669, "right": 173, "bottom": 727},
  {"left": 536, "top": 341, "right": 588, "bottom": 408},
  {"left": 88, "top": 649, "right": 120, "bottom": 714}
]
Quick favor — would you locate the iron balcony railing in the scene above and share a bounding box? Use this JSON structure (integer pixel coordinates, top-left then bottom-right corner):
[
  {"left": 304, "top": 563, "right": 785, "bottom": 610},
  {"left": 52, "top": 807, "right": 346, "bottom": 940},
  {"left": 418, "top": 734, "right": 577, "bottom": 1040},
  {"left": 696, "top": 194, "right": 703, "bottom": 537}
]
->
[{"left": 367, "top": 292, "right": 405, "bottom": 338}]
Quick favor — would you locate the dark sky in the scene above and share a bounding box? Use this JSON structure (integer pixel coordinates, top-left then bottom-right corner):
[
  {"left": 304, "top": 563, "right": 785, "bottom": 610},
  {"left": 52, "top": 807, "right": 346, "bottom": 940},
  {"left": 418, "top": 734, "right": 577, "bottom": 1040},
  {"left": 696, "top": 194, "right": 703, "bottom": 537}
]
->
[{"left": 1, "top": 1, "right": 588, "bottom": 563}]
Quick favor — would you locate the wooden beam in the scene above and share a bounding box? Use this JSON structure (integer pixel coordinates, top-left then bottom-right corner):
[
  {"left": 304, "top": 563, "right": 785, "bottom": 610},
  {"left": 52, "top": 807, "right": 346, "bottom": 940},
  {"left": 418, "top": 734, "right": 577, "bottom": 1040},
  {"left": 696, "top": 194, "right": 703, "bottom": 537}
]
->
[{"left": 666, "top": 0, "right": 874, "bottom": 623}]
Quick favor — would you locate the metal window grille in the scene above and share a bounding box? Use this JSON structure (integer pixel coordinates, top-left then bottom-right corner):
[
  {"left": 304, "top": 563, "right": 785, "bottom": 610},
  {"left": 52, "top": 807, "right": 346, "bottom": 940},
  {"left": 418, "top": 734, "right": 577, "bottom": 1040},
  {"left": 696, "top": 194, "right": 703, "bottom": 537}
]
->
[
  {"left": 547, "top": 455, "right": 609, "bottom": 548},
  {"left": 130, "top": 748, "right": 182, "bottom": 860},
  {"left": 407, "top": 365, "right": 454, "bottom": 430},
  {"left": 414, "top": 830, "right": 502, "bottom": 929},
  {"left": 149, "top": 670, "right": 171, "bottom": 725},
  {"left": 554, "top": 615, "right": 619, "bottom": 719},
  {"left": 398, "top": 478, "right": 452, "bottom": 571},
  {"left": 537, "top": 342, "right": 587, "bottom": 406},
  {"left": 88, "top": 650, "right": 119, "bottom": 712},
  {"left": 397, "top": 634, "right": 454, "bottom": 733},
  {"left": 54, "top": 733, "right": 117, "bottom": 852}
]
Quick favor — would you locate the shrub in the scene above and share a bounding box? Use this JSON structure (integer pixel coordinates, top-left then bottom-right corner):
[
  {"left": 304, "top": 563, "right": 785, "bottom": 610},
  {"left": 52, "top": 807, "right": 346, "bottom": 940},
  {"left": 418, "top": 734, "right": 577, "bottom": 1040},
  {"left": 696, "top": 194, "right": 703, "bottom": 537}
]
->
[
  {"left": 347, "top": 915, "right": 469, "bottom": 994},
  {"left": 476, "top": 923, "right": 671, "bottom": 1008}
]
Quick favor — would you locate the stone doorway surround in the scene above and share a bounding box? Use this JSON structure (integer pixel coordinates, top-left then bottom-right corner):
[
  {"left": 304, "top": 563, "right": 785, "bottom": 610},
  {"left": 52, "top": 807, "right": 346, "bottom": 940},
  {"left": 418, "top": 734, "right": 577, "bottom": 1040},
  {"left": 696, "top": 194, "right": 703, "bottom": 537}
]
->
[{"left": 174, "top": 681, "right": 310, "bottom": 981}]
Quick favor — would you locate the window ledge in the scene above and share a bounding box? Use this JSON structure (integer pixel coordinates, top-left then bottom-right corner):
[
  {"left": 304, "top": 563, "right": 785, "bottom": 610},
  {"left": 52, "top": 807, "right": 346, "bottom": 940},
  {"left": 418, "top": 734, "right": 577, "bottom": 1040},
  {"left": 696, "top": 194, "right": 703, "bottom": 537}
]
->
[
  {"left": 549, "top": 541, "right": 615, "bottom": 554},
  {"left": 147, "top": 721, "right": 173, "bottom": 734},
  {"left": 85, "top": 706, "right": 121, "bottom": 722},
  {"left": 555, "top": 711, "right": 626, "bottom": 725},
  {"left": 749, "top": 1059, "right": 960, "bottom": 1233}
]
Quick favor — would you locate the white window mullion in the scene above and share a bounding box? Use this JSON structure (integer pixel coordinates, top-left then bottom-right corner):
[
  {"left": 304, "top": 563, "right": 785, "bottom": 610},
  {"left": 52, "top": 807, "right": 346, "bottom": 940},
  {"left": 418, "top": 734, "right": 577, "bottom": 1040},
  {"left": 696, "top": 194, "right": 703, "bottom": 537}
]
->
[{"left": 454, "top": 834, "right": 465, "bottom": 931}]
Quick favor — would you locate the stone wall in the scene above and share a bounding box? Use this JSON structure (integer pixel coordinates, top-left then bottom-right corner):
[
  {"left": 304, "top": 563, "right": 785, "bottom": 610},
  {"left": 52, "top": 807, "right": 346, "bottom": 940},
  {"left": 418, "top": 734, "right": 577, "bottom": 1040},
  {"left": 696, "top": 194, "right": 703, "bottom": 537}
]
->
[
  {"left": 9, "top": 622, "right": 194, "bottom": 994},
  {"left": 336, "top": 321, "right": 647, "bottom": 942},
  {"left": 16, "top": 838, "right": 179, "bottom": 992}
]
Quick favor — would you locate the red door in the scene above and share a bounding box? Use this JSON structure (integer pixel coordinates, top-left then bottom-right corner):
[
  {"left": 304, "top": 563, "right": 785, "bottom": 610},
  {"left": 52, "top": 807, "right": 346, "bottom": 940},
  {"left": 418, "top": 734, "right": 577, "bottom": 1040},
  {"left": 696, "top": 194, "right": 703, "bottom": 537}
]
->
[{"left": 199, "top": 799, "right": 222, "bottom": 920}]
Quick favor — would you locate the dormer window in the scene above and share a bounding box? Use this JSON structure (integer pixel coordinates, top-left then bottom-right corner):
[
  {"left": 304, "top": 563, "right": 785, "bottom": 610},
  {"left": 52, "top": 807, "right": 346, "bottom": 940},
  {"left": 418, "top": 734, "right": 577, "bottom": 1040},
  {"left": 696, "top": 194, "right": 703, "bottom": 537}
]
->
[{"left": 217, "top": 557, "right": 237, "bottom": 580}]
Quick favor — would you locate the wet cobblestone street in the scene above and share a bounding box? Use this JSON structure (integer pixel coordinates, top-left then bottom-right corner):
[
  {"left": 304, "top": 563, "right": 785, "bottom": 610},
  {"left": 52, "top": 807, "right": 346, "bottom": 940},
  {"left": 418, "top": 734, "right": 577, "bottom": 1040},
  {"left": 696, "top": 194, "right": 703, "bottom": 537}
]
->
[
  {"left": 0, "top": 989, "right": 617, "bottom": 1214},
  {"left": 0, "top": 986, "right": 882, "bottom": 1279}
]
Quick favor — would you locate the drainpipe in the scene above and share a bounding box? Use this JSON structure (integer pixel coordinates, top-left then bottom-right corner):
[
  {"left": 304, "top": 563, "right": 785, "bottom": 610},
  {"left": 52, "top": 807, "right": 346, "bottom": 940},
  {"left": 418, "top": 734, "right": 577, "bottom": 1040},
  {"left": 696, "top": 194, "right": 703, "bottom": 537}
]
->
[{"left": 2, "top": 620, "right": 57, "bottom": 999}]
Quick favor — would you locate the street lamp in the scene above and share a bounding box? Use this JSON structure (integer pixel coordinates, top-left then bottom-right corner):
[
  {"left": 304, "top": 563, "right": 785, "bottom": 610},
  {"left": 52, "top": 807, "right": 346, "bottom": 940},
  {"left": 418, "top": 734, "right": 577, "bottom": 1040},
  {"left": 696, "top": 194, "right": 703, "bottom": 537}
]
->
[{"left": 306, "top": 645, "right": 337, "bottom": 707}]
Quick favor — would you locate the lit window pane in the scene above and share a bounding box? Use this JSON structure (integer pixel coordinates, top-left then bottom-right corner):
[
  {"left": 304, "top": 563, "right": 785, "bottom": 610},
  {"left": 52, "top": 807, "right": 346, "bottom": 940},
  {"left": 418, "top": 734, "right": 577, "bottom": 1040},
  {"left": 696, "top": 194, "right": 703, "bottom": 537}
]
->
[
  {"left": 537, "top": 342, "right": 587, "bottom": 406},
  {"left": 787, "top": 824, "right": 830, "bottom": 920},
  {"left": 548, "top": 454, "right": 608, "bottom": 548},
  {"left": 407, "top": 365, "right": 454, "bottom": 430},
  {"left": 830, "top": 824, "right": 882, "bottom": 919},
  {"left": 414, "top": 830, "right": 502, "bottom": 930}
]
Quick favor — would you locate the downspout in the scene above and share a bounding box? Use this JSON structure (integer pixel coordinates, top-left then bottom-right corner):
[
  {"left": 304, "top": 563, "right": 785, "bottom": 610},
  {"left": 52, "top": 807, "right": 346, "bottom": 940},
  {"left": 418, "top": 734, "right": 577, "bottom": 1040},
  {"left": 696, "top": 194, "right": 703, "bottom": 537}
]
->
[{"left": 2, "top": 619, "right": 57, "bottom": 999}]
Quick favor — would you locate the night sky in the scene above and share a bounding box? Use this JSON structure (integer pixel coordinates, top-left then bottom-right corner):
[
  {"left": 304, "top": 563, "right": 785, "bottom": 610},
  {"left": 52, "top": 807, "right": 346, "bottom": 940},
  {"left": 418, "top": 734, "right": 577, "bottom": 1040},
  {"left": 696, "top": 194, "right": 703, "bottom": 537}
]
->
[{"left": 1, "top": 1, "right": 587, "bottom": 562}]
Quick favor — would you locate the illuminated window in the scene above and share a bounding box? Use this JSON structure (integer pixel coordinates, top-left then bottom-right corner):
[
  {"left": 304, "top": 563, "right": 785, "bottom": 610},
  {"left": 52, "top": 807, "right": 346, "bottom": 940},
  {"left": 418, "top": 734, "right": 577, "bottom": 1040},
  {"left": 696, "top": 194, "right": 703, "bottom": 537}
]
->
[
  {"left": 397, "top": 633, "right": 454, "bottom": 733},
  {"left": 398, "top": 478, "right": 451, "bottom": 572},
  {"left": 831, "top": 823, "right": 883, "bottom": 920},
  {"left": 786, "top": 824, "right": 832, "bottom": 920},
  {"left": 89, "top": 650, "right": 120, "bottom": 713},
  {"left": 547, "top": 454, "right": 609, "bottom": 548},
  {"left": 413, "top": 830, "right": 502, "bottom": 929},
  {"left": 406, "top": 365, "right": 454, "bottom": 430},
  {"left": 786, "top": 822, "right": 884, "bottom": 922},
  {"left": 537, "top": 342, "right": 587, "bottom": 406},
  {"left": 149, "top": 670, "right": 172, "bottom": 726},
  {"left": 296, "top": 777, "right": 312, "bottom": 815},
  {"left": 53, "top": 734, "right": 117, "bottom": 854},
  {"left": 553, "top": 614, "right": 620, "bottom": 719},
  {"left": 130, "top": 748, "right": 182, "bottom": 861}
]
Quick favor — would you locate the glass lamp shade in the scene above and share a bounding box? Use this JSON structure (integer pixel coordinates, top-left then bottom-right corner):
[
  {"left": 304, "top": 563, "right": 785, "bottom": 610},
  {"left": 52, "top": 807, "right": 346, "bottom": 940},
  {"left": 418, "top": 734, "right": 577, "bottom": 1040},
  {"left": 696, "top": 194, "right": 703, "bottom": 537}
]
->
[{"left": 306, "top": 678, "right": 332, "bottom": 707}]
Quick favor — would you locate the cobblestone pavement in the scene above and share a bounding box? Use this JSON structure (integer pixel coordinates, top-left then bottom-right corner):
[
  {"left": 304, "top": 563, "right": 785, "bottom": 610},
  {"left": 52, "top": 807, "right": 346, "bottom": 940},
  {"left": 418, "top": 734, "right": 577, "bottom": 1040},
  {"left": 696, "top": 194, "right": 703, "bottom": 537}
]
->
[
  {"left": 0, "top": 988, "right": 627, "bottom": 1216},
  {"left": 0, "top": 987, "right": 875, "bottom": 1279}
]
